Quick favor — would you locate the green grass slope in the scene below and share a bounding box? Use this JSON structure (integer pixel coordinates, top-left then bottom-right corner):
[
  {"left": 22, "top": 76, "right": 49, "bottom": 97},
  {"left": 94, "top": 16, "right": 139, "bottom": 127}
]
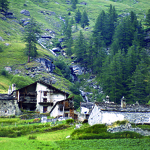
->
[{"left": 0, "top": 0, "right": 149, "bottom": 93}]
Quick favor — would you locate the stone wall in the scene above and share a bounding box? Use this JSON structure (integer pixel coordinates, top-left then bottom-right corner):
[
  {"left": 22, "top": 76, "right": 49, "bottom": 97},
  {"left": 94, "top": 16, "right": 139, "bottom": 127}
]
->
[
  {"left": 107, "top": 123, "right": 150, "bottom": 136},
  {"left": 0, "top": 99, "right": 20, "bottom": 116}
]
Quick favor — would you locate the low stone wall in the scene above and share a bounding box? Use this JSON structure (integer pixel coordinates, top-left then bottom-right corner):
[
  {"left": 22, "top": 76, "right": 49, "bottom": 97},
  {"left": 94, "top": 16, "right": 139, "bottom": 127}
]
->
[{"left": 107, "top": 123, "right": 150, "bottom": 136}]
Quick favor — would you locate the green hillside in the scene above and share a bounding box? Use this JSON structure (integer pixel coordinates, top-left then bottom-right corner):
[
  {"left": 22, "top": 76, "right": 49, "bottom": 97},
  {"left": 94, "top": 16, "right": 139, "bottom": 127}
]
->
[{"left": 0, "top": 0, "right": 150, "bottom": 105}]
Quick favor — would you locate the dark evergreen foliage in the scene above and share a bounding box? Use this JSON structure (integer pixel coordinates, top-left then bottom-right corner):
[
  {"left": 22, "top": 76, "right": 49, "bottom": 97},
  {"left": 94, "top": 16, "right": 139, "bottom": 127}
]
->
[
  {"left": 75, "top": 9, "right": 81, "bottom": 23},
  {"left": 0, "top": 0, "right": 9, "bottom": 12},
  {"left": 61, "top": 4, "right": 149, "bottom": 105},
  {"left": 23, "top": 18, "right": 41, "bottom": 63},
  {"left": 145, "top": 9, "right": 150, "bottom": 27},
  {"left": 81, "top": 10, "right": 89, "bottom": 28}
]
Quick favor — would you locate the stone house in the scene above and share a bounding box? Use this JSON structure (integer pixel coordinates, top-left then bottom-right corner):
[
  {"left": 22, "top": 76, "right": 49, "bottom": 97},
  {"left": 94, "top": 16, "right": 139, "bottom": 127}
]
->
[
  {"left": 50, "top": 97, "right": 75, "bottom": 118},
  {"left": 79, "top": 102, "right": 94, "bottom": 120},
  {"left": 88, "top": 98, "right": 150, "bottom": 126},
  {"left": 12, "top": 81, "right": 75, "bottom": 117},
  {"left": 0, "top": 94, "right": 20, "bottom": 116}
]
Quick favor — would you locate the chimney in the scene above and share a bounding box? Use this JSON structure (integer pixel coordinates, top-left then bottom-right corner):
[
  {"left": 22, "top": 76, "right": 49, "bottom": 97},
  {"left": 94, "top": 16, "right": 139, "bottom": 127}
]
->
[
  {"left": 121, "top": 96, "right": 126, "bottom": 108},
  {"left": 8, "top": 86, "right": 12, "bottom": 95},
  {"left": 12, "top": 84, "right": 16, "bottom": 92},
  {"left": 106, "top": 95, "right": 109, "bottom": 103},
  {"left": 50, "top": 80, "right": 52, "bottom": 85}
]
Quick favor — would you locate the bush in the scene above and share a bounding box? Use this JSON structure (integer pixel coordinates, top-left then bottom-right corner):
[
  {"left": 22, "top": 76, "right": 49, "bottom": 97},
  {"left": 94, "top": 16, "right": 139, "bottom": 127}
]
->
[
  {"left": 66, "top": 119, "right": 74, "bottom": 124},
  {"left": 112, "top": 131, "right": 143, "bottom": 139},
  {"left": 1, "top": 69, "right": 9, "bottom": 77},
  {"left": 28, "top": 135, "right": 37, "bottom": 140},
  {"left": 114, "top": 120, "right": 128, "bottom": 125},
  {"left": 8, "top": 133, "right": 17, "bottom": 138},
  {"left": 11, "top": 75, "right": 34, "bottom": 89}
]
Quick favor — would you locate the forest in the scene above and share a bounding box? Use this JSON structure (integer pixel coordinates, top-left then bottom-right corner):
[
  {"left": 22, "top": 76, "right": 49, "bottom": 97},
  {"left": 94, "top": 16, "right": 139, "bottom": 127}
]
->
[{"left": 62, "top": 4, "right": 150, "bottom": 104}]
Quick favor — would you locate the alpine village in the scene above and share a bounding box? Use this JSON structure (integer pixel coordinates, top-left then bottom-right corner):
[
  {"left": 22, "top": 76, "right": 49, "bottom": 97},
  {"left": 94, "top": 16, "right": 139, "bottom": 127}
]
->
[{"left": 1, "top": 0, "right": 150, "bottom": 149}]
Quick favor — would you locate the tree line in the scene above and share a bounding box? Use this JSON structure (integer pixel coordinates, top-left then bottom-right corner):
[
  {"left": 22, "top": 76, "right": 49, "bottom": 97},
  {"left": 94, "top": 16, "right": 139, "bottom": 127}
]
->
[{"left": 63, "top": 5, "right": 150, "bottom": 104}]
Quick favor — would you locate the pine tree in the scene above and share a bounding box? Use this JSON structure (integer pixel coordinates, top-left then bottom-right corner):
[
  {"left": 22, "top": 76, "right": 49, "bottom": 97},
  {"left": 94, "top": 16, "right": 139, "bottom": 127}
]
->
[
  {"left": 93, "top": 5, "right": 117, "bottom": 46},
  {"left": 93, "top": 10, "right": 106, "bottom": 35},
  {"left": 0, "top": 0, "right": 9, "bottom": 12},
  {"left": 75, "top": 9, "right": 81, "bottom": 23},
  {"left": 23, "top": 18, "right": 41, "bottom": 63},
  {"left": 71, "top": 0, "right": 76, "bottom": 10},
  {"left": 81, "top": 10, "right": 89, "bottom": 28},
  {"left": 90, "top": 32, "right": 106, "bottom": 74},
  {"left": 145, "top": 9, "right": 150, "bottom": 27},
  {"left": 128, "top": 63, "right": 148, "bottom": 104},
  {"left": 74, "top": 31, "right": 87, "bottom": 65}
]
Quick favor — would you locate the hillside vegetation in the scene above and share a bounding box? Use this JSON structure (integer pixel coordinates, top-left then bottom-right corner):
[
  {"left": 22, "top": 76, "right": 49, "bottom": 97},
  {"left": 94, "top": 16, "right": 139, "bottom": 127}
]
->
[{"left": 0, "top": 0, "right": 150, "bottom": 105}]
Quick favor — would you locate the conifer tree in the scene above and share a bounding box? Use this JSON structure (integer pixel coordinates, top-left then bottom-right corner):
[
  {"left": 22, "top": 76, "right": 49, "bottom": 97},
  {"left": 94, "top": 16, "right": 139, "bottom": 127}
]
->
[
  {"left": 75, "top": 9, "right": 81, "bottom": 23},
  {"left": 145, "top": 9, "right": 150, "bottom": 27},
  {"left": 0, "top": 0, "right": 9, "bottom": 12},
  {"left": 81, "top": 10, "right": 89, "bottom": 28},
  {"left": 74, "top": 31, "right": 87, "bottom": 65},
  {"left": 128, "top": 63, "right": 148, "bottom": 104},
  {"left": 23, "top": 18, "right": 41, "bottom": 63}
]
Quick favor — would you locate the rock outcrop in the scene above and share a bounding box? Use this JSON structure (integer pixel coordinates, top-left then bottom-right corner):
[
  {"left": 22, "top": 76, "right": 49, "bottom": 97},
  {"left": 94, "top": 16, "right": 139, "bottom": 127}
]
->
[{"left": 20, "top": 10, "right": 30, "bottom": 16}]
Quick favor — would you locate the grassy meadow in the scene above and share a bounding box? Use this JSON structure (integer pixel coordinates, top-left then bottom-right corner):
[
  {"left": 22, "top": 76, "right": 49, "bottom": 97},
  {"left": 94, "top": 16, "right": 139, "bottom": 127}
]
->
[
  {"left": 0, "top": 118, "right": 150, "bottom": 150},
  {"left": 0, "top": 127, "right": 150, "bottom": 150}
]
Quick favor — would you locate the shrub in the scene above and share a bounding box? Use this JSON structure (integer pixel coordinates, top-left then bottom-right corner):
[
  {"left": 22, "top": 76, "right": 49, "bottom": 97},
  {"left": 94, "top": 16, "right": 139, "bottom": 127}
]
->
[
  {"left": 66, "top": 119, "right": 74, "bottom": 124},
  {"left": 28, "top": 135, "right": 37, "bottom": 140},
  {"left": 115, "top": 120, "right": 128, "bottom": 125},
  {"left": 112, "top": 131, "right": 143, "bottom": 139},
  {"left": 1, "top": 69, "right": 9, "bottom": 77},
  {"left": 11, "top": 75, "right": 34, "bottom": 89}
]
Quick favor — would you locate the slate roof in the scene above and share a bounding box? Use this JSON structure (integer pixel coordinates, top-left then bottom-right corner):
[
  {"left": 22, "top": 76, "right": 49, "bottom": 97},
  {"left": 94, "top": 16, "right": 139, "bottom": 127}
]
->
[
  {"left": 80, "top": 102, "right": 94, "bottom": 109},
  {"left": 0, "top": 94, "right": 15, "bottom": 100},
  {"left": 95, "top": 102, "right": 150, "bottom": 112},
  {"left": 14, "top": 80, "right": 69, "bottom": 97}
]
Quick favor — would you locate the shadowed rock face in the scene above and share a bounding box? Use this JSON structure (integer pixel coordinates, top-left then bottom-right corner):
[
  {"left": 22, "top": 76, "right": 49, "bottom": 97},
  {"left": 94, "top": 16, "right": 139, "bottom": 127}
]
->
[{"left": 36, "top": 58, "right": 55, "bottom": 73}]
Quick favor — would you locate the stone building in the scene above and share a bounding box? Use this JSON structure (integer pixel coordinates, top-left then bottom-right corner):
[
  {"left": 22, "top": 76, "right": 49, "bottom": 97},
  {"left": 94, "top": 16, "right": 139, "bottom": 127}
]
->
[
  {"left": 88, "top": 98, "right": 150, "bottom": 125},
  {"left": 12, "top": 81, "right": 75, "bottom": 118},
  {"left": 50, "top": 97, "right": 75, "bottom": 118},
  {"left": 0, "top": 94, "right": 20, "bottom": 116}
]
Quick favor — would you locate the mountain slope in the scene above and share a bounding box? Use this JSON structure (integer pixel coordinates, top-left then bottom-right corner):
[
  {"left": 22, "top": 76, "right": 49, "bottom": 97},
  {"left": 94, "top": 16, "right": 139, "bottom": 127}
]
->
[{"left": 0, "top": 0, "right": 150, "bottom": 104}]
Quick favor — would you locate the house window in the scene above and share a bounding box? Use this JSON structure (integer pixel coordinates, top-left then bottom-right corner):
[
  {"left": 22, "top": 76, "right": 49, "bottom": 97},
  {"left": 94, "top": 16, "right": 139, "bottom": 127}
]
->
[
  {"left": 44, "top": 91, "right": 47, "bottom": 96},
  {"left": 65, "top": 113, "right": 68, "bottom": 117},
  {"left": 43, "top": 106, "right": 47, "bottom": 113},
  {"left": 43, "top": 98, "right": 47, "bottom": 102}
]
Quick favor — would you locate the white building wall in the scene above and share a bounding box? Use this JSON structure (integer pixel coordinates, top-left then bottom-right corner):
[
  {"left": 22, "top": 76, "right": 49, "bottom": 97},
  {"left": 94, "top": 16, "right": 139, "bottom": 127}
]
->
[
  {"left": 81, "top": 107, "right": 89, "bottom": 114},
  {"left": 88, "top": 105, "right": 150, "bottom": 126},
  {"left": 50, "top": 105, "right": 64, "bottom": 118},
  {"left": 36, "top": 83, "right": 67, "bottom": 113}
]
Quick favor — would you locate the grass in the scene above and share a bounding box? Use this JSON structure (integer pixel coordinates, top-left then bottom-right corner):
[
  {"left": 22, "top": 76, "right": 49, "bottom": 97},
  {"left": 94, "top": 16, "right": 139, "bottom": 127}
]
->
[
  {"left": 0, "top": 0, "right": 150, "bottom": 94},
  {"left": 0, "top": 119, "right": 150, "bottom": 149},
  {"left": 0, "top": 129, "right": 150, "bottom": 150},
  {"left": 0, "top": 75, "right": 11, "bottom": 93}
]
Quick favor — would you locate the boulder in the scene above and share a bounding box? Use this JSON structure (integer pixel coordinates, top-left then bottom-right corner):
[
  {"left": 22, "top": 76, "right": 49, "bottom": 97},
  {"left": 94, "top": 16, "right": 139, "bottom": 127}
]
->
[
  {"left": 20, "top": 18, "right": 30, "bottom": 24},
  {"left": 23, "top": 21, "right": 30, "bottom": 26},
  {"left": 20, "top": 9, "right": 30, "bottom": 16},
  {"left": 52, "top": 47, "right": 61, "bottom": 52},
  {"left": 0, "top": 36, "right": 4, "bottom": 41},
  {"left": 5, "top": 66, "right": 12, "bottom": 72}
]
